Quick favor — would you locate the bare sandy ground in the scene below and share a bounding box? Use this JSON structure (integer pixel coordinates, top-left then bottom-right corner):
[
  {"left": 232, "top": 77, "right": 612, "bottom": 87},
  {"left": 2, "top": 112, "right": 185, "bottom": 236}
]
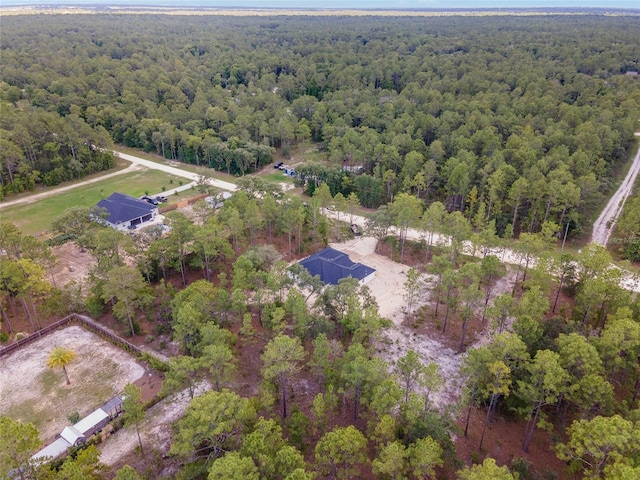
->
[
  {"left": 330, "top": 236, "right": 408, "bottom": 319},
  {"left": 330, "top": 236, "right": 518, "bottom": 410},
  {"left": 331, "top": 237, "right": 459, "bottom": 409},
  {"left": 49, "top": 242, "right": 96, "bottom": 288},
  {"left": 0, "top": 326, "right": 145, "bottom": 442},
  {"left": 98, "top": 382, "right": 211, "bottom": 466}
]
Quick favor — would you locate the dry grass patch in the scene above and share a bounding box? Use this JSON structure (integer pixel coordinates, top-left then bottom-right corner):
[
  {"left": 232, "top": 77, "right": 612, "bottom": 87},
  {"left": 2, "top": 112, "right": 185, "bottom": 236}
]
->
[{"left": 0, "top": 326, "right": 145, "bottom": 442}]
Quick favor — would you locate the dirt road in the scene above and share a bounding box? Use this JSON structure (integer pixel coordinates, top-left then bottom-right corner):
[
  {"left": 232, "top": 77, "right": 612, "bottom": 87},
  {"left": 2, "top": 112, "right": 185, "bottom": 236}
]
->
[
  {"left": 0, "top": 163, "right": 143, "bottom": 210},
  {"left": 337, "top": 211, "right": 640, "bottom": 293},
  {"left": 112, "top": 151, "right": 237, "bottom": 193},
  {"left": 0, "top": 150, "right": 236, "bottom": 210},
  {"left": 592, "top": 135, "right": 640, "bottom": 246}
]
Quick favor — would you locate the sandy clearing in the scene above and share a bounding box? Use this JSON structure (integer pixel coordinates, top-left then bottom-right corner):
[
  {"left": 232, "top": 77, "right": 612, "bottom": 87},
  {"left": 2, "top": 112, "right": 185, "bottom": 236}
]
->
[
  {"left": 330, "top": 236, "right": 410, "bottom": 318},
  {"left": 49, "top": 242, "right": 96, "bottom": 288},
  {"left": 0, "top": 326, "right": 145, "bottom": 441},
  {"left": 98, "top": 382, "right": 211, "bottom": 466},
  {"left": 330, "top": 237, "right": 464, "bottom": 409},
  {"left": 330, "top": 236, "right": 521, "bottom": 410}
]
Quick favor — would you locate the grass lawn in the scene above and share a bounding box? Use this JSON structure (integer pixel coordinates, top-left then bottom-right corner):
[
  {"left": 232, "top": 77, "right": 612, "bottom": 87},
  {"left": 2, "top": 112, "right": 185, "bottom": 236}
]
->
[
  {"left": 261, "top": 171, "right": 295, "bottom": 183},
  {"left": 2, "top": 170, "right": 183, "bottom": 236}
]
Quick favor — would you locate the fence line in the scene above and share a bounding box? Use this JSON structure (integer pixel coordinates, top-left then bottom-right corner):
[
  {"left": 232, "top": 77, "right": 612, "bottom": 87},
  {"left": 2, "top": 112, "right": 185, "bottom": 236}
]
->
[{"left": 0, "top": 314, "right": 163, "bottom": 361}]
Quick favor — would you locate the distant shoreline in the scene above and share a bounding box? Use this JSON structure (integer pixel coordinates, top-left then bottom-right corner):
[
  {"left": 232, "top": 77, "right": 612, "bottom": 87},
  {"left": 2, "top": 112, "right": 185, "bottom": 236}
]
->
[{"left": 2, "top": 5, "right": 639, "bottom": 16}]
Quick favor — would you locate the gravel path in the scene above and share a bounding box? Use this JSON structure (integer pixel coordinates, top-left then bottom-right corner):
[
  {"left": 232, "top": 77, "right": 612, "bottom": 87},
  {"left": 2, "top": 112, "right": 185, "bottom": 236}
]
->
[
  {"left": 335, "top": 212, "right": 639, "bottom": 293},
  {"left": 592, "top": 134, "right": 640, "bottom": 246},
  {"left": 113, "top": 151, "right": 237, "bottom": 193}
]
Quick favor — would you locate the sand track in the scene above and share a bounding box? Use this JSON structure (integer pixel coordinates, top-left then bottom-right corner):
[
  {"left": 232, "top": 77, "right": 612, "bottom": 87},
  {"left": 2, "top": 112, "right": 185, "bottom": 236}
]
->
[{"left": 592, "top": 134, "right": 640, "bottom": 246}]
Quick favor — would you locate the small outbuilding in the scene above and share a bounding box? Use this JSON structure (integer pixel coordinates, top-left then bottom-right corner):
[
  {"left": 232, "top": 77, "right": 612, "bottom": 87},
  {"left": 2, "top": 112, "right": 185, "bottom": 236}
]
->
[
  {"left": 60, "top": 426, "right": 85, "bottom": 446},
  {"left": 32, "top": 438, "right": 72, "bottom": 463},
  {"left": 298, "top": 247, "right": 376, "bottom": 285},
  {"left": 100, "top": 395, "right": 124, "bottom": 419},
  {"left": 95, "top": 192, "right": 159, "bottom": 231},
  {"left": 74, "top": 409, "right": 110, "bottom": 438}
]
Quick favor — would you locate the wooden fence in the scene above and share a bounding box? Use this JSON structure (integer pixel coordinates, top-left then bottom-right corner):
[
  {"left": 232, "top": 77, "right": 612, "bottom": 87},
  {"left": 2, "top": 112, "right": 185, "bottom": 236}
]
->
[{"left": 0, "top": 313, "right": 158, "bottom": 361}]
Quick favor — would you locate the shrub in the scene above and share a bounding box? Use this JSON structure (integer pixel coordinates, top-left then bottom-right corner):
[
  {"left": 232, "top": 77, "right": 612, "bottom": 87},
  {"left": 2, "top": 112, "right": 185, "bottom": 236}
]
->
[
  {"left": 512, "top": 457, "right": 533, "bottom": 479},
  {"left": 67, "top": 411, "right": 81, "bottom": 424},
  {"left": 84, "top": 295, "right": 105, "bottom": 318}
]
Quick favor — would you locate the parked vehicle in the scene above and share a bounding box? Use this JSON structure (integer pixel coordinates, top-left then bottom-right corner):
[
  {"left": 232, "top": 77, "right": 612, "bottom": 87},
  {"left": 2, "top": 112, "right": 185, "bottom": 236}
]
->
[
  {"left": 155, "top": 196, "right": 167, "bottom": 203},
  {"left": 274, "top": 162, "right": 284, "bottom": 169}
]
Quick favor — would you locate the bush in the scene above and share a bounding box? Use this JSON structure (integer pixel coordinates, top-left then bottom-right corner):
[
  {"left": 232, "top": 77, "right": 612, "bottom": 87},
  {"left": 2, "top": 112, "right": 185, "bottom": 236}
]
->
[
  {"left": 512, "top": 457, "right": 533, "bottom": 479},
  {"left": 139, "top": 352, "right": 169, "bottom": 372},
  {"left": 287, "top": 407, "right": 311, "bottom": 452},
  {"left": 84, "top": 294, "right": 105, "bottom": 318},
  {"left": 622, "top": 239, "right": 640, "bottom": 262},
  {"left": 67, "top": 411, "right": 81, "bottom": 424},
  {"left": 0, "top": 332, "right": 8, "bottom": 343},
  {"left": 45, "top": 233, "right": 74, "bottom": 247}
]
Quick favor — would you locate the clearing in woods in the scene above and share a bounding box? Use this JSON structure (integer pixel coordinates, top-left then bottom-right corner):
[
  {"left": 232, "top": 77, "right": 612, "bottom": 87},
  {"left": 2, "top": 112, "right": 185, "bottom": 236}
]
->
[{"left": 0, "top": 326, "right": 145, "bottom": 442}]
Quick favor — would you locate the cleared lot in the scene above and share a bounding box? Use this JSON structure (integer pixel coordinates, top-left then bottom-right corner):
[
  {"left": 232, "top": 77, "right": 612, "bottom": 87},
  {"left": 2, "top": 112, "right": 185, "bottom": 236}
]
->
[{"left": 0, "top": 326, "right": 145, "bottom": 442}]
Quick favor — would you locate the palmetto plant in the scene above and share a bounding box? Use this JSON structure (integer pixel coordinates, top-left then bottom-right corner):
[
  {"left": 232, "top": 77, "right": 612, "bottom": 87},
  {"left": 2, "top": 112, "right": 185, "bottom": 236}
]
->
[{"left": 47, "top": 346, "right": 77, "bottom": 385}]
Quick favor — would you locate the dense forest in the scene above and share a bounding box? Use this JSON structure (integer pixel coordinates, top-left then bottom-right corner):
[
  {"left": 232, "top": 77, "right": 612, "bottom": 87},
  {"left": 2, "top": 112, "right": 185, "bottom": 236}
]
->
[
  {"left": 1, "top": 12, "right": 640, "bottom": 480},
  {"left": 2, "top": 15, "right": 640, "bottom": 238}
]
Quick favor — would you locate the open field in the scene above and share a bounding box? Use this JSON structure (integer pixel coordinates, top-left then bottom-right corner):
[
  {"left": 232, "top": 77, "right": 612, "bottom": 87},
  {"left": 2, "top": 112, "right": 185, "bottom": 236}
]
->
[
  {"left": 0, "top": 326, "right": 145, "bottom": 442},
  {"left": 0, "top": 169, "right": 184, "bottom": 236},
  {"left": 3, "top": 6, "right": 638, "bottom": 17}
]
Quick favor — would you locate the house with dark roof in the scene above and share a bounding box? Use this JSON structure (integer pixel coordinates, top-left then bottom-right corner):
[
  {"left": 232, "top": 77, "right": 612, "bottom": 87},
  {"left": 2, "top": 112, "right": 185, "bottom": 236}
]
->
[
  {"left": 298, "top": 247, "right": 376, "bottom": 285},
  {"left": 95, "top": 192, "right": 158, "bottom": 231}
]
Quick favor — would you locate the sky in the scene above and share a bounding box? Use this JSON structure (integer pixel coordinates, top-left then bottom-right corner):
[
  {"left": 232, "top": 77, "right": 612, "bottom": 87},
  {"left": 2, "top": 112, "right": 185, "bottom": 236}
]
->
[{"left": 3, "top": 1, "right": 639, "bottom": 9}]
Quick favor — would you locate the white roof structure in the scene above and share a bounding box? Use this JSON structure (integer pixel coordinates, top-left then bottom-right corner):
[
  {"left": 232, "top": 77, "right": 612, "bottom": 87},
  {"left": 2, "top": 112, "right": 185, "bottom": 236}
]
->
[
  {"left": 32, "top": 438, "right": 72, "bottom": 463},
  {"left": 60, "top": 426, "right": 85, "bottom": 446},
  {"left": 74, "top": 409, "right": 109, "bottom": 435}
]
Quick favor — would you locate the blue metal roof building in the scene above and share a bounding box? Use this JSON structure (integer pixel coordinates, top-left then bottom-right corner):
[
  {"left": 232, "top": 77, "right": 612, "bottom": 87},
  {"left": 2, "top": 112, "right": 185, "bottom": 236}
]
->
[
  {"left": 95, "top": 192, "right": 158, "bottom": 231},
  {"left": 298, "top": 247, "right": 376, "bottom": 285}
]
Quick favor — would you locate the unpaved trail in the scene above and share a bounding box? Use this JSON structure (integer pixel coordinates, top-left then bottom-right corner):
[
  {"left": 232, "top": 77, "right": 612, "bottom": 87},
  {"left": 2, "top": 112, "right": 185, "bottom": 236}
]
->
[
  {"left": 592, "top": 134, "right": 640, "bottom": 246},
  {"left": 0, "top": 163, "right": 143, "bottom": 209},
  {"left": 330, "top": 211, "right": 640, "bottom": 293},
  {"left": 0, "top": 150, "right": 236, "bottom": 210},
  {"left": 98, "top": 382, "right": 211, "bottom": 466},
  {"left": 113, "top": 151, "right": 237, "bottom": 192}
]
